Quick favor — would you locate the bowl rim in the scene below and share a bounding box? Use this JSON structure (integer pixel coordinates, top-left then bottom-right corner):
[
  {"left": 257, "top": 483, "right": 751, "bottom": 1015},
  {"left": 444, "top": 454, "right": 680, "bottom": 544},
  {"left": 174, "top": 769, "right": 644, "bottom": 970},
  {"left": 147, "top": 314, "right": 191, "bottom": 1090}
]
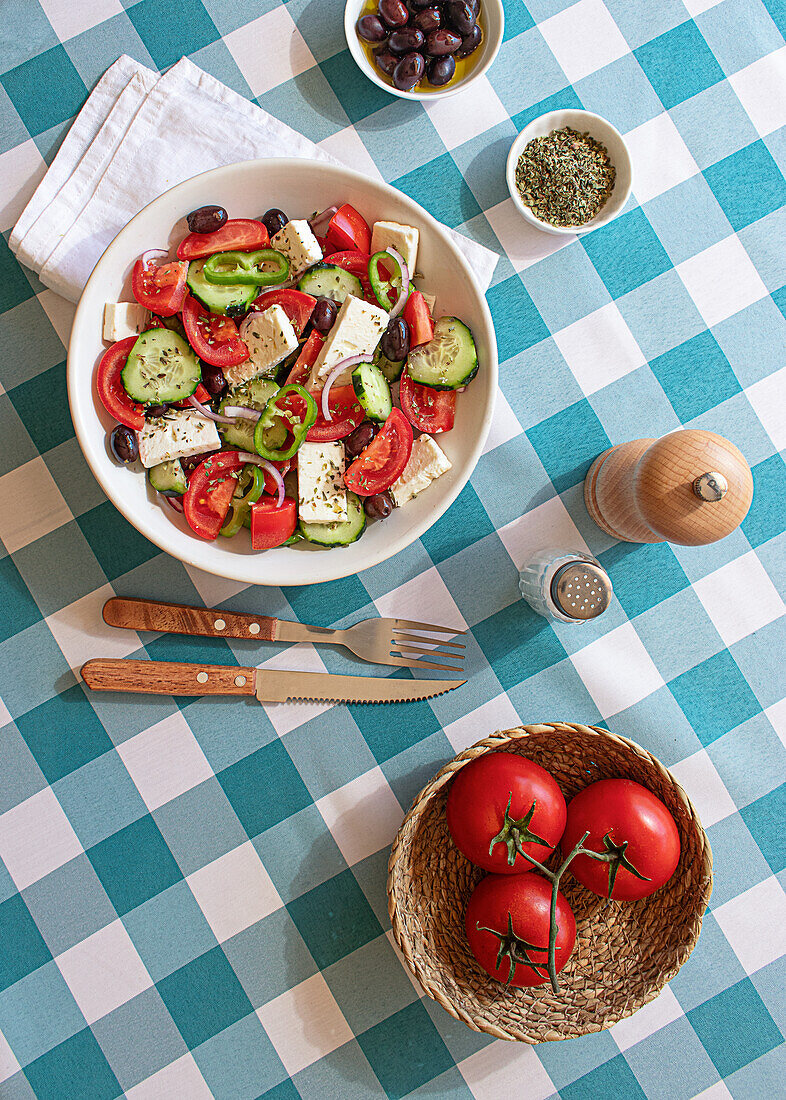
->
[
  {"left": 343, "top": 0, "right": 505, "bottom": 103},
  {"left": 505, "top": 109, "right": 633, "bottom": 236},
  {"left": 67, "top": 157, "right": 498, "bottom": 587}
]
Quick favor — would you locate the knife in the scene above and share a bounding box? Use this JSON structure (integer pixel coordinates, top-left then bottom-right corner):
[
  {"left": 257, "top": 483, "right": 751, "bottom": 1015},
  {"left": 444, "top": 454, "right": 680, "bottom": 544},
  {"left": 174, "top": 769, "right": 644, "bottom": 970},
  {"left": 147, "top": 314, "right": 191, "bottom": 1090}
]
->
[{"left": 80, "top": 659, "right": 465, "bottom": 704}]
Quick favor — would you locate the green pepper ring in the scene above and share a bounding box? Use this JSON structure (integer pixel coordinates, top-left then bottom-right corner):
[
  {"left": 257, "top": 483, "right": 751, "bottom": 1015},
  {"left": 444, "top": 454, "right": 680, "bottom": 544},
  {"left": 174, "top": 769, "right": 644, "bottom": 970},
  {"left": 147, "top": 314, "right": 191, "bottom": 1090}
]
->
[
  {"left": 203, "top": 249, "right": 290, "bottom": 287},
  {"left": 368, "top": 249, "right": 405, "bottom": 310},
  {"left": 254, "top": 383, "right": 318, "bottom": 461}
]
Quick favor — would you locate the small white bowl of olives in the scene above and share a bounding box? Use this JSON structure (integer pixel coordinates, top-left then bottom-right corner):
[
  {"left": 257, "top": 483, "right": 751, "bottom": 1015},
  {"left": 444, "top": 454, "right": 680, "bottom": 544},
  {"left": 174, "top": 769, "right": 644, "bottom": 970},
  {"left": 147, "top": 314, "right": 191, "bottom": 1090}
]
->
[{"left": 344, "top": 0, "right": 504, "bottom": 100}]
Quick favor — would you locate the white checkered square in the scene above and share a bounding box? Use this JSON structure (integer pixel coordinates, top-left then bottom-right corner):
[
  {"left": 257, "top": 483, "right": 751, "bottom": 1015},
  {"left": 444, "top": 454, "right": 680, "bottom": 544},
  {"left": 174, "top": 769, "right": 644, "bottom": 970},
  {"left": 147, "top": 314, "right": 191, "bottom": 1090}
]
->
[
  {"left": 187, "top": 841, "right": 282, "bottom": 943},
  {"left": 443, "top": 693, "right": 522, "bottom": 753},
  {"left": 55, "top": 919, "right": 153, "bottom": 1024},
  {"left": 0, "top": 139, "right": 47, "bottom": 233},
  {"left": 38, "top": 0, "right": 125, "bottom": 41},
  {"left": 692, "top": 551, "right": 784, "bottom": 648},
  {"left": 223, "top": 7, "right": 315, "bottom": 97},
  {"left": 316, "top": 766, "right": 402, "bottom": 866},
  {"left": 0, "top": 1029, "right": 20, "bottom": 1085},
  {"left": 425, "top": 76, "right": 509, "bottom": 151},
  {"left": 746, "top": 368, "right": 786, "bottom": 453},
  {"left": 610, "top": 985, "right": 684, "bottom": 1051},
  {"left": 485, "top": 198, "right": 569, "bottom": 273},
  {"left": 47, "top": 584, "right": 142, "bottom": 676},
  {"left": 125, "top": 1054, "right": 212, "bottom": 1099},
  {"left": 260, "top": 644, "right": 334, "bottom": 735},
  {"left": 714, "top": 877, "right": 786, "bottom": 975},
  {"left": 256, "top": 973, "right": 354, "bottom": 1076},
  {"left": 554, "top": 301, "right": 646, "bottom": 396},
  {"left": 0, "top": 457, "right": 73, "bottom": 554},
  {"left": 765, "top": 697, "right": 786, "bottom": 750},
  {"left": 677, "top": 236, "right": 768, "bottom": 328},
  {"left": 729, "top": 46, "right": 786, "bottom": 138},
  {"left": 318, "top": 128, "right": 384, "bottom": 182},
  {"left": 374, "top": 566, "right": 466, "bottom": 635},
  {"left": 0, "top": 786, "right": 82, "bottom": 890},
  {"left": 627, "top": 112, "right": 700, "bottom": 205},
  {"left": 571, "top": 622, "right": 666, "bottom": 717},
  {"left": 498, "top": 495, "right": 590, "bottom": 572},
  {"left": 481, "top": 389, "right": 523, "bottom": 455},
  {"left": 36, "top": 290, "right": 76, "bottom": 348},
  {"left": 459, "top": 1040, "right": 555, "bottom": 1100},
  {"left": 669, "top": 749, "right": 737, "bottom": 828},
  {"left": 539, "top": 0, "right": 630, "bottom": 83},
  {"left": 116, "top": 711, "right": 213, "bottom": 812}
]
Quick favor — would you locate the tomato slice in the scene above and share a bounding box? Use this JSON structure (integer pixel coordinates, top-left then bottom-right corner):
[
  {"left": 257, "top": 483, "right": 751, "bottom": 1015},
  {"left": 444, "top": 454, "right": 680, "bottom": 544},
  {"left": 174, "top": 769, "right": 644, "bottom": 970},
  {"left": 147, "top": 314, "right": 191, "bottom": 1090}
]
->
[
  {"left": 252, "top": 288, "right": 316, "bottom": 337},
  {"left": 307, "top": 386, "right": 366, "bottom": 442},
  {"left": 287, "top": 330, "right": 324, "bottom": 385},
  {"left": 174, "top": 382, "right": 211, "bottom": 409},
  {"left": 250, "top": 496, "right": 298, "bottom": 549},
  {"left": 261, "top": 458, "right": 291, "bottom": 496},
  {"left": 183, "top": 451, "right": 245, "bottom": 540},
  {"left": 325, "top": 204, "right": 371, "bottom": 254},
  {"left": 324, "top": 249, "right": 375, "bottom": 299},
  {"left": 181, "top": 294, "right": 248, "bottom": 368},
  {"left": 95, "top": 336, "right": 145, "bottom": 430},
  {"left": 344, "top": 408, "right": 412, "bottom": 496},
  {"left": 176, "top": 219, "right": 270, "bottom": 260},
  {"left": 131, "top": 258, "right": 188, "bottom": 316},
  {"left": 399, "top": 369, "right": 455, "bottom": 434},
  {"left": 402, "top": 289, "right": 434, "bottom": 348}
]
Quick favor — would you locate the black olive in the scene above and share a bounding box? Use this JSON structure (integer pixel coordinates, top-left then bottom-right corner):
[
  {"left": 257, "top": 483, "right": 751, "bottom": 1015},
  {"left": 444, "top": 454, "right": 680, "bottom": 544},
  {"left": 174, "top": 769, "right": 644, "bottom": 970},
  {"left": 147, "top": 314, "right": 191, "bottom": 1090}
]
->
[
  {"left": 392, "top": 51, "right": 425, "bottom": 91},
  {"left": 425, "top": 29, "right": 462, "bottom": 56},
  {"left": 145, "top": 404, "right": 169, "bottom": 418},
  {"left": 428, "top": 54, "right": 456, "bottom": 86},
  {"left": 374, "top": 48, "right": 399, "bottom": 77},
  {"left": 378, "top": 0, "right": 409, "bottom": 27},
  {"left": 414, "top": 7, "right": 441, "bottom": 33},
  {"left": 357, "top": 14, "right": 388, "bottom": 43},
  {"left": 261, "top": 208, "right": 288, "bottom": 237},
  {"left": 381, "top": 317, "right": 410, "bottom": 362},
  {"left": 186, "top": 205, "right": 227, "bottom": 234},
  {"left": 225, "top": 302, "right": 250, "bottom": 319},
  {"left": 110, "top": 424, "right": 138, "bottom": 464},
  {"left": 345, "top": 423, "right": 378, "bottom": 458},
  {"left": 200, "top": 363, "right": 227, "bottom": 397},
  {"left": 457, "top": 24, "right": 482, "bottom": 58},
  {"left": 311, "top": 297, "right": 339, "bottom": 335},
  {"left": 389, "top": 27, "right": 425, "bottom": 53},
  {"left": 364, "top": 492, "right": 394, "bottom": 519},
  {"left": 445, "top": 1, "right": 477, "bottom": 37}
]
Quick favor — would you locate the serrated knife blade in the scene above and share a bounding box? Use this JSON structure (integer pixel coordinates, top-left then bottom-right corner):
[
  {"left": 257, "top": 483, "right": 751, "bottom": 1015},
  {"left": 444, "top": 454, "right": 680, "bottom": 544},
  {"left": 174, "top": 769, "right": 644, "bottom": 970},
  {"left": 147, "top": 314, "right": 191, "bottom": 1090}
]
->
[{"left": 80, "top": 659, "right": 465, "bottom": 704}]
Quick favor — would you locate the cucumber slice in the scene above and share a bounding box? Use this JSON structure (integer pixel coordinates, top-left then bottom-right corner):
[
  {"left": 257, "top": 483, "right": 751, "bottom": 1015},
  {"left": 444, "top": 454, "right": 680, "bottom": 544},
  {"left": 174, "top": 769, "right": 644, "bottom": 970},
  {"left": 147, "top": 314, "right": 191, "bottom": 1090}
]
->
[
  {"left": 147, "top": 459, "right": 187, "bottom": 495},
  {"left": 298, "top": 264, "right": 362, "bottom": 304},
  {"left": 218, "top": 377, "right": 280, "bottom": 452},
  {"left": 122, "top": 329, "right": 201, "bottom": 404},
  {"left": 298, "top": 492, "right": 366, "bottom": 546},
  {"left": 406, "top": 316, "right": 478, "bottom": 390},
  {"left": 374, "top": 347, "right": 404, "bottom": 382},
  {"left": 352, "top": 362, "right": 392, "bottom": 422},
  {"left": 187, "top": 258, "right": 258, "bottom": 315}
]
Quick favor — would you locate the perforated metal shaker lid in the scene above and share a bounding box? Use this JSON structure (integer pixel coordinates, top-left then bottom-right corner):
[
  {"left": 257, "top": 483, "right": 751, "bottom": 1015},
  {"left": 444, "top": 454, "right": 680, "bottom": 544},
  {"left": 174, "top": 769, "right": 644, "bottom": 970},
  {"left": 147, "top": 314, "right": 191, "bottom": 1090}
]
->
[{"left": 550, "top": 561, "right": 612, "bottom": 620}]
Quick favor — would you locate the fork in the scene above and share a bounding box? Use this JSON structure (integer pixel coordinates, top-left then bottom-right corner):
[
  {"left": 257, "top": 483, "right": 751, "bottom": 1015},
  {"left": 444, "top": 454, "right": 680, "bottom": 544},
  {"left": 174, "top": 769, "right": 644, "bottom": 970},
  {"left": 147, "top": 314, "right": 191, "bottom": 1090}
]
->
[{"left": 103, "top": 597, "right": 466, "bottom": 672}]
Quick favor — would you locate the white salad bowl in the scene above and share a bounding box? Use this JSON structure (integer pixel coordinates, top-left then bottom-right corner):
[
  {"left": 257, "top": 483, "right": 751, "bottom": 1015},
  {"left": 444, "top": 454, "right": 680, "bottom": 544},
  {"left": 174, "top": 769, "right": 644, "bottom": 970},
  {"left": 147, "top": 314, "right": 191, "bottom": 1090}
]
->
[
  {"left": 68, "top": 158, "right": 498, "bottom": 587},
  {"left": 344, "top": 0, "right": 504, "bottom": 102},
  {"left": 506, "top": 109, "right": 633, "bottom": 236}
]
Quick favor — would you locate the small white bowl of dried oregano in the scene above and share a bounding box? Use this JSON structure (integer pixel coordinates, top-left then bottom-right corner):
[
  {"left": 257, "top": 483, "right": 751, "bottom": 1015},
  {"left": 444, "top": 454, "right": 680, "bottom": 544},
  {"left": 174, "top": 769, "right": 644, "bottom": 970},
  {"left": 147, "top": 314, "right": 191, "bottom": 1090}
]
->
[{"left": 506, "top": 109, "right": 633, "bottom": 236}]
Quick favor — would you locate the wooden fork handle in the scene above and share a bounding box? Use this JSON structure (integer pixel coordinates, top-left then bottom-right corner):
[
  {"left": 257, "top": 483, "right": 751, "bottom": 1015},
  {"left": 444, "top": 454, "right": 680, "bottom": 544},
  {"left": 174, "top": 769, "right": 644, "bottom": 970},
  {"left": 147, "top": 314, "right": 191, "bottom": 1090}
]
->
[
  {"left": 103, "top": 597, "right": 278, "bottom": 641},
  {"left": 81, "top": 658, "right": 257, "bottom": 696}
]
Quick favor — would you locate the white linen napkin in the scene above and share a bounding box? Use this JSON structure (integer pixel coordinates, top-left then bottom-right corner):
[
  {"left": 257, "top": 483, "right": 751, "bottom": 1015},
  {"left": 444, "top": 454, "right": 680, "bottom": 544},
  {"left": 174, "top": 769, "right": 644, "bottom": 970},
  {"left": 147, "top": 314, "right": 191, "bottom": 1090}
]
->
[{"left": 11, "top": 55, "right": 498, "bottom": 303}]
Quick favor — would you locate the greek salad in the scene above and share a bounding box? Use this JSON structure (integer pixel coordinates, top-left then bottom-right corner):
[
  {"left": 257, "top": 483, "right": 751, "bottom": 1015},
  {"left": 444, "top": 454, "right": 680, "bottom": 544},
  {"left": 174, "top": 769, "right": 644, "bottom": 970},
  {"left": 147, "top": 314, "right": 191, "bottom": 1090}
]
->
[{"left": 97, "top": 200, "right": 480, "bottom": 550}]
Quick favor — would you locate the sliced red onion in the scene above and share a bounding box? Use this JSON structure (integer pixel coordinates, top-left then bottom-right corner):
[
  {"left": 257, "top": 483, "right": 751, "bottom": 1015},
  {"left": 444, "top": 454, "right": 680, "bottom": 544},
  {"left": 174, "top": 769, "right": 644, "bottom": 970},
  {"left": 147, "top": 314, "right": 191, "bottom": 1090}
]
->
[
  {"left": 386, "top": 247, "right": 410, "bottom": 318},
  {"left": 140, "top": 248, "right": 169, "bottom": 269},
  {"left": 223, "top": 405, "right": 262, "bottom": 421},
  {"left": 235, "top": 452, "right": 286, "bottom": 507},
  {"left": 309, "top": 205, "right": 338, "bottom": 238},
  {"left": 164, "top": 495, "right": 184, "bottom": 513},
  {"left": 187, "top": 394, "right": 236, "bottom": 424},
  {"left": 321, "top": 355, "right": 367, "bottom": 421}
]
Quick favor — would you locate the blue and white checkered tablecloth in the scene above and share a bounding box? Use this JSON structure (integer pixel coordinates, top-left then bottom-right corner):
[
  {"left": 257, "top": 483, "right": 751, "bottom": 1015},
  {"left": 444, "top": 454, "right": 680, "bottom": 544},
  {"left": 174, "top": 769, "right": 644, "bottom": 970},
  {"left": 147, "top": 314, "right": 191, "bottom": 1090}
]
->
[{"left": 1, "top": 1, "right": 784, "bottom": 1097}]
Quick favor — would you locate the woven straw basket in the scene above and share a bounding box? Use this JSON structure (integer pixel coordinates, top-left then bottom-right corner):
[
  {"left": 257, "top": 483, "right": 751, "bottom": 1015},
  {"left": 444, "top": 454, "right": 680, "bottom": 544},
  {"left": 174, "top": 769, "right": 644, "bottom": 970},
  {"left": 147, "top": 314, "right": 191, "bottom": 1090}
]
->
[{"left": 387, "top": 723, "right": 713, "bottom": 1043}]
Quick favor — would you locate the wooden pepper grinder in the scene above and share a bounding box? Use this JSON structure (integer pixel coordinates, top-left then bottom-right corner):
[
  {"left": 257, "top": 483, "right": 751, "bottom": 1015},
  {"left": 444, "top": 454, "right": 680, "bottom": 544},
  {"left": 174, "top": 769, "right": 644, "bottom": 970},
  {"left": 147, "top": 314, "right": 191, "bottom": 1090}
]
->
[{"left": 584, "top": 429, "right": 753, "bottom": 546}]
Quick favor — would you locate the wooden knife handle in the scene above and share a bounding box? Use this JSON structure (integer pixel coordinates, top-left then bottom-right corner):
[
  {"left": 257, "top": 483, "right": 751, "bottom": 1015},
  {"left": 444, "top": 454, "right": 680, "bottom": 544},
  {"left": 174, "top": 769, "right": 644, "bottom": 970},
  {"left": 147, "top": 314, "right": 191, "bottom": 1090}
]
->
[
  {"left": 81, "top": 658, "right": 257, "bottom": 696},
  {"left": 103, "top": 597, "right": 278, "bottom": 641}
]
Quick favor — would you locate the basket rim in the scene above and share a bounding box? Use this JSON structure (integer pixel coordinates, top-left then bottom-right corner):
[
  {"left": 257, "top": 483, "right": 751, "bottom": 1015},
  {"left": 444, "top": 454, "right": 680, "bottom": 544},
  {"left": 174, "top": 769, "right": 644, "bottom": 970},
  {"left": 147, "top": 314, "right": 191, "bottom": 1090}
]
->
[{"left": 387, "top": 722, "right": 714, "bottom": 1043}]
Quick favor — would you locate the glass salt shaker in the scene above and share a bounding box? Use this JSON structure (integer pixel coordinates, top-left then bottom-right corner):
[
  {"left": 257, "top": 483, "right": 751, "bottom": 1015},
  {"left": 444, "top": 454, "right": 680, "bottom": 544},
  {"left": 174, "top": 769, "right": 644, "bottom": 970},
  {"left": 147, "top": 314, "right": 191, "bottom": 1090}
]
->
[{"left": 518, "top": 548, "right": 612, "bottom": 624}]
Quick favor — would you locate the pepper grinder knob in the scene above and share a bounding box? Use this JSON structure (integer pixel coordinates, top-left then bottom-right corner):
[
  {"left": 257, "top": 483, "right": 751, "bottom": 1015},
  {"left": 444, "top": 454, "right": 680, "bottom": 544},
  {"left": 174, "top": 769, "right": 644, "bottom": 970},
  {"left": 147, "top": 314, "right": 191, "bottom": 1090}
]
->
[{"left": 693, "top": 471, "right": 728, "bottom": 502}]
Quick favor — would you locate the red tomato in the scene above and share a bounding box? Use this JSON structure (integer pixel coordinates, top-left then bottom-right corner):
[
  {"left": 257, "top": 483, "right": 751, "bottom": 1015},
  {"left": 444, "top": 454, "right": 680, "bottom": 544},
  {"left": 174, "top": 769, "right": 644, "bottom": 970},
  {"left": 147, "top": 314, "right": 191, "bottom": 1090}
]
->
[
  {"left": 399, "top": 369, "right": 455, "bottom": 435},
  {"left": 287, "top": 330, "right": 324, "bottom": 385},
  {"left": 562, "top": 779, "right": 681, "bottom": 901},
  {"left": 465, "top": 872, "right": 576, "bottom": 987},
  {"left": 447, "top": 753, "right": 567, "bottom": 874},
  {"left": 344, "top": 408, "right": 412, "bottom": 496},
  {"left": 95, "top": 337, "right": 144, "bottom": 430},
  {"left": 131, "top": 258, "right": 188, "bottom": 316},
  {"left": 325, "top": 204, "right": 371, "bottom": 254},
  {"left": 176, "top": 219, "right": 270, "bottom": 260},
  {"left": 252, "top": 288, "right": 316, "bottom": 337},
  {"left": 250, "top": 497, "right": 298, "bottom": 549},
  {"left": 402, "top": 290, "right": 435, "bottom": 347},
  {"left": 260, "top": 459, "right": 291, "bottom": 496},
  {"left": 174, "top": 382, "right": 211, "bottom": 409},
  {"left": 307, "top": 386, "right": 366, "bottom": 442},
  {"left": 324, "top": 250, "right": 374, "bottom": 299},
  {"left": 183, "top": 451, "right": 245, "bottom": 540},
  {"left": 181, "top": 295, "right": 248, "bottom": 368}
]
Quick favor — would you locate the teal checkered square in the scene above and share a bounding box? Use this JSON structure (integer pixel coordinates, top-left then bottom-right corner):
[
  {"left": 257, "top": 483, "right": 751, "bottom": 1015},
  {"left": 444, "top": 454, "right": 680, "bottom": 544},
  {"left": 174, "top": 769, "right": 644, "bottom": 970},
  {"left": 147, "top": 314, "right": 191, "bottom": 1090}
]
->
[
  {"left": 741, "top": 785, "right": 786, "bottom": 874},
  {"left": 90, "top": 987, "right": 188, "bottom": 1092},
  {"left": 1, "top": 46, "right": 87, "bottom": 137},
  {"left": 635, "top": 21, "right": 724, "bottom": 109},
  {"left": 0, "top": 894, "right": 51, "bottom": 989},
  {"left": 218, "top": 739, "right": 312, "bottom": 838},
  {"left": 688, "top": 978, "right": 783, "bottom": 1077},
  {"left": 127, "top": 0, "right": 220, "bottom": 69},
  {"left": 598, "top": 542, "right": 689, "bottom": 619},
  {"left": 527, "top": 399, "right": 610, "bottom": 493},
  {"left": 357, "top": 999, "right": 454, "bottom": 1100},
  {"left": 88, "top": 815, "right": 183, "bottom": 916},
  {"left": 287, "top": 869, "right": 383, "bottom": 970},
  {"left": 8, "top": 362, "right": 73, "bottom": 454},
  {"left": 669, "top": 650, "right": 761, "bottom": 746},
  {"left": 582, "top": 208, "right": 672, "bottom": 300},
  {"left": 23, "top": 1028, "right": 121, "bottom": 1100},
  {"left": 156, "top": 946, "right": 254, "bottom": 1049},
  {"left": 15, "top": 686, "right": 114, "bottom": 784},
  {"left": 705, "top": 140, "right": 786, "bottom": 232}
]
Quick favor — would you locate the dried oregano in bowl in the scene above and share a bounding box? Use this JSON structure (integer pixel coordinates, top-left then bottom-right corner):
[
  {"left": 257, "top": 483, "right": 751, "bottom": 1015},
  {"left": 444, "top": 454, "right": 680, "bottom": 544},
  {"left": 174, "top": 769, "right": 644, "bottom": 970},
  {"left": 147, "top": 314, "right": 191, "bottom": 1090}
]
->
[{"left": 515, "top": 127, "right": 616, "bottom": 228}]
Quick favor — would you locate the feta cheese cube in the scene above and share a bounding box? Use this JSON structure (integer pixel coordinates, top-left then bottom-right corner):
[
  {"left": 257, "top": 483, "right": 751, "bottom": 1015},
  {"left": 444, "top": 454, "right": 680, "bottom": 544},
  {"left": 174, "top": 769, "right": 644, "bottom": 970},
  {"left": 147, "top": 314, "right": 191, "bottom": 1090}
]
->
[
  {"left": 103, "top": 303, "right": 148, "bottom": 342},
  {"left": 137, "top": 409, "right": 220, "bottom": 468},
  {"left": 230, "top": 305, "right": 299, "bottom": 386},
  {"left": 371, "top": 221, "right": 419, "bottom": 276},
  {"left": 297, "top": 441, "right": 348, "bottom": 523},
  {"left": 308, "top": 295, "right": 389, "bottom": 388},
  {"left": 390, "top": 435, "right": 451, "bottom": 507},
  {"left": 271, "top": 219, "right": 323, "bottom": 281}
]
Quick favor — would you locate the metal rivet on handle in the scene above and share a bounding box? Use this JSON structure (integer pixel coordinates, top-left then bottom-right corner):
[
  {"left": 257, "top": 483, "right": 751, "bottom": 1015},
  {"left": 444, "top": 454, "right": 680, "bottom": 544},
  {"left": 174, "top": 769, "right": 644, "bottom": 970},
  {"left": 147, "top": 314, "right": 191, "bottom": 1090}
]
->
[
  {"left": 235, "top": 675, "right": 247, "bottom": 687},
  {"left": 214, "top": 619, "right": 226, "bottom": 630},
  {"left": 196, "top": 672, "right": 209, "bottom": 684},
  {"left": 248, "top": 623, "right": 261, "bottom": 635}
]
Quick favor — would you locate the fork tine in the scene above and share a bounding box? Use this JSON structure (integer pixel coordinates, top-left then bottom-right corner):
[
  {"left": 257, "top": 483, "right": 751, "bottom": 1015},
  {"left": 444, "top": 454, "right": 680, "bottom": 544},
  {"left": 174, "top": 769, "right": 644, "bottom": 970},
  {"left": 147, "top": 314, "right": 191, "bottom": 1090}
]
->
[
  {"left": 390, "top": 618, "right": 467, "bottom": 636},
  {"left": 392, "top": 645, "right": 465, "bottom": 666},
  {"left": 386, "top": 654, "right": 467, "bottom": 671},
  {"left": 392, "top": 631, "right": 466, "bottom": 649}
]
